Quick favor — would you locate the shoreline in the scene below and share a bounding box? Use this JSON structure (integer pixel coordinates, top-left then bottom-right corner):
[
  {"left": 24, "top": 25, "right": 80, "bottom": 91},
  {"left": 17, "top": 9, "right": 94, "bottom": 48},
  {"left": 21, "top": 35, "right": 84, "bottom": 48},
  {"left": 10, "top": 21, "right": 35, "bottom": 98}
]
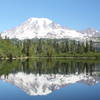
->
[{"left": 0, "top": 56, "right": 100, "bottom": 60}]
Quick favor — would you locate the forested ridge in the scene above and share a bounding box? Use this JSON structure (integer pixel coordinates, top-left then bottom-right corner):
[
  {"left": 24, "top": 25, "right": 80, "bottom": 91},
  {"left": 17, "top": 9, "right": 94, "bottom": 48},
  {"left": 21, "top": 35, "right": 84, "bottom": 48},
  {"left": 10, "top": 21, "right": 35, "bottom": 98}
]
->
[{"left": 0, "top": 36, "right": 100, "bottom": 59}]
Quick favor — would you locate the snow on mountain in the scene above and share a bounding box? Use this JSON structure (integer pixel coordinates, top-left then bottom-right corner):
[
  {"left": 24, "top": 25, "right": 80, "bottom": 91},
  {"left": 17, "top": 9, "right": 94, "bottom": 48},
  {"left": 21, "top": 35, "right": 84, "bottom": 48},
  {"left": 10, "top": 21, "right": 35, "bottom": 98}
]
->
[
  {"left": 80, "top": 28, "right": 100, "bottom": 38},
  {"left": 1, "top": 18, "right": 85, "bottom": 40},
  {"left": 0, "top": 72, "right": 98, "bottom": 96}
]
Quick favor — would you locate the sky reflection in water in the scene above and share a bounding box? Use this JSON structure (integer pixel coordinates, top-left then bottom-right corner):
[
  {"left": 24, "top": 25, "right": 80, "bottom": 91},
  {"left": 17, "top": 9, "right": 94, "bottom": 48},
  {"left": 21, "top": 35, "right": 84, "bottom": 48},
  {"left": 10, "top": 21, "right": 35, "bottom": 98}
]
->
[{"left": 0, "top": 59, "right": 100, "bottom": 100}]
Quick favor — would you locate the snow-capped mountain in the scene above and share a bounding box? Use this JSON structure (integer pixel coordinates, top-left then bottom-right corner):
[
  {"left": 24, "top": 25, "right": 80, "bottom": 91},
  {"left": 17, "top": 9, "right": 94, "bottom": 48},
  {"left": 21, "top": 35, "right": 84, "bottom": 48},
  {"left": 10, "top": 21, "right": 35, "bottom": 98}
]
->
[
  {"left": 1, "top": 18, "right": 85, "bottom": 40},
  {"left": 0, "top": 72, "right": 98, "bottom": 96},
  {"left": 80, "top": 28, "right": 100, "bottom": 38}
]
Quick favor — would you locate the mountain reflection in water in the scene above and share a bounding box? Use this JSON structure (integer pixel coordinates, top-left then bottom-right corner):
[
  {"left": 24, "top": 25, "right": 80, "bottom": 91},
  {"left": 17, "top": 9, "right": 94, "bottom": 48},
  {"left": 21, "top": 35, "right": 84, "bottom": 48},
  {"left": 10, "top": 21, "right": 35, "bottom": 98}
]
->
[{"left": 0, "top": 59, "right": 100, "bottom": 96}]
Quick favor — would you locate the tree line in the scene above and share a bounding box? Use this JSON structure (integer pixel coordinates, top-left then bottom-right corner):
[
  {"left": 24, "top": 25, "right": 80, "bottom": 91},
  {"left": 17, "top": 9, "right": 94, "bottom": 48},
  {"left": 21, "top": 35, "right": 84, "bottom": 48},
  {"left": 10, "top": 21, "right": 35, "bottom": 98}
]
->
[{"left": 0, "top": 36, "right": 97, "bottom": 59}]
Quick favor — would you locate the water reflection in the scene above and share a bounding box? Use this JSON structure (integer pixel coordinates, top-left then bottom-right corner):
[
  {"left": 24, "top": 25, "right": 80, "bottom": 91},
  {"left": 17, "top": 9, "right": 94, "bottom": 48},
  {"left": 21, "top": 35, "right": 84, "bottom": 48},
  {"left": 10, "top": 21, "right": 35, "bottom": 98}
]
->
[{"left": 0, "top": 59, "right": 100, "bottom": 96}]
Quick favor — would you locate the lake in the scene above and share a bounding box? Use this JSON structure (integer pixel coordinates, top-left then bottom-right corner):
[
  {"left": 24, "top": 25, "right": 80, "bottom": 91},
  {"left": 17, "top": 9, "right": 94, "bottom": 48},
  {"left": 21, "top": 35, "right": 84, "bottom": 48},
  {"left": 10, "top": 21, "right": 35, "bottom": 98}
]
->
[{"left": 0, "top": 59, "right": 100, "bottom": 100}]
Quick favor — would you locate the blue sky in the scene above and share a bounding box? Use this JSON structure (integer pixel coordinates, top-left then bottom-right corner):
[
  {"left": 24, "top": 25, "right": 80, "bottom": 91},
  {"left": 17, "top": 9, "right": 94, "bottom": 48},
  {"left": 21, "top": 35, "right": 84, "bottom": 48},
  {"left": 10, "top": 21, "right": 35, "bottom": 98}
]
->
[{"left": 0, "top": 0, "right": 100, "bottom": 32}]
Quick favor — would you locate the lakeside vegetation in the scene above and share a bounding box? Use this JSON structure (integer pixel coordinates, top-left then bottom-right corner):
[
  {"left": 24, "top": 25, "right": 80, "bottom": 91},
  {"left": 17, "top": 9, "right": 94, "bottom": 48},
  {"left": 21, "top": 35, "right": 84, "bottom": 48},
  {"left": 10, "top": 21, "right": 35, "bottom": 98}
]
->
[{"left": 0, "top": 36, "right": 100, "bottom": 59}]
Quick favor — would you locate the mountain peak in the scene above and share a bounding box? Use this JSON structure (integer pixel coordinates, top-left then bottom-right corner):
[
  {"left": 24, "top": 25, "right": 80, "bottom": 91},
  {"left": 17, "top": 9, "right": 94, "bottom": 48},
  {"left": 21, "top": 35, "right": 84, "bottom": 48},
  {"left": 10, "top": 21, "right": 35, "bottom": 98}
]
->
[
  {"left": 1, "top": 17, "right": 85, "bottom": 40},
  {"left": 27, "top": 17, "right": 53, "bottom": 23},
  {"left": 24, "top": 17, "right": 60, "bottom": 30}
]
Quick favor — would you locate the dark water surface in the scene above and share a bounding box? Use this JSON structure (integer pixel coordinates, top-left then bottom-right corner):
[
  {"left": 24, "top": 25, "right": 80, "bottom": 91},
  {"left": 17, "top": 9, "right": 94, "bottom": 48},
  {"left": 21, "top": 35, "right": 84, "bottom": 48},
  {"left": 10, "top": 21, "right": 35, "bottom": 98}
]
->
[{"left": 0, "top": 59, "right": 100, "bottom": 100}]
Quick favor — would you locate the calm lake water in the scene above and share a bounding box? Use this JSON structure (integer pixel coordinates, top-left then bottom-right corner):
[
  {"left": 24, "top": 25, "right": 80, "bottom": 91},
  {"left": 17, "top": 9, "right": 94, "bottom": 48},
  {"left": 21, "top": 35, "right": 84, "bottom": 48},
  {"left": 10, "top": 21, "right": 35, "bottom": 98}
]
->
[{"left": 0, "top": 59, "right": 100, "bottom": 100}]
